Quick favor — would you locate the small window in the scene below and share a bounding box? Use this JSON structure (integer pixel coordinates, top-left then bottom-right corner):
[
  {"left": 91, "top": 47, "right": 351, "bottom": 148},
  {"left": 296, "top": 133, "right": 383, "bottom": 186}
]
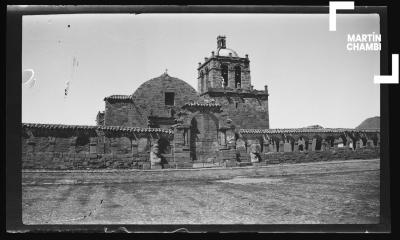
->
[{"left": 165, "top": 92, "right": 175, "bottom": 106}]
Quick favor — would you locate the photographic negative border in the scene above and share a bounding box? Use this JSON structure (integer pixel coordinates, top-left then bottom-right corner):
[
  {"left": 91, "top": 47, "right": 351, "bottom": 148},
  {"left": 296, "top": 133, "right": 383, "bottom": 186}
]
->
[{"left": 6, "top": 4, "right": 391, "bottom": 233}]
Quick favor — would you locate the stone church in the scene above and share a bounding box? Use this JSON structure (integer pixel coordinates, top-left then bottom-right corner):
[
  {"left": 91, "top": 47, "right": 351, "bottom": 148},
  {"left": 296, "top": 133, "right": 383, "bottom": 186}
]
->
[
  {"left": 22, "top": 36, "right": 380, "bottom": 170},
  {"left": 97, "top": 36, "right": 269, "bottom": 162}
]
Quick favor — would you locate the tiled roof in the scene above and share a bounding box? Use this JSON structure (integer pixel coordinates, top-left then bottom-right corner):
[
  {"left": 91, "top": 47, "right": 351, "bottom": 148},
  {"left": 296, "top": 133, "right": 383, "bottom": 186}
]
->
[
  {"left": 22, "top": 123, "right": 173, "bottom": 134},
  {"left": 182, "top": 102, "right": 222, "bottom": 113},
  {"left": 204, "top": 88, "right": 268, "bottom": 96},
  {"left": 23, "top": 123, "right": 378, "bottom": 136},
  {"left": 104, "top": 95, "right": 133, "bottom": 102},
  {"left": 23, "top": 123, "right": 96, "bottom": 130},
  {"left": 99, "top": 125, "right": 172, "bottom": 134},
  {"left": 239, "top": 128, "right": 380, "bottom": 134}
]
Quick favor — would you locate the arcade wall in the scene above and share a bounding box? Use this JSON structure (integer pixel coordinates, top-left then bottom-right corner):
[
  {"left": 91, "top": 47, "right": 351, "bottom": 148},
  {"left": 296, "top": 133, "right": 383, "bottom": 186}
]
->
[{"left": 22, "top": 132, "right": 380, "bottom": 170}]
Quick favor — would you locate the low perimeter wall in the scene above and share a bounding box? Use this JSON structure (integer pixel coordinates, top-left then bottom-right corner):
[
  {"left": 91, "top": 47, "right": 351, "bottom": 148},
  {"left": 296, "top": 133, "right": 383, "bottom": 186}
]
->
[
  {"left": 22, "top": 147, "right": 380, "bottom": 170},
  {"left": 258, "top": 147, "right": 380, "bottom": 165}
]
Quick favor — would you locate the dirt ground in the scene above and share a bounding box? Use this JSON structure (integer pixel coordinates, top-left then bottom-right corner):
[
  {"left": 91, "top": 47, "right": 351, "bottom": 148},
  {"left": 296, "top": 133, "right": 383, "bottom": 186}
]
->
[{"left": 22, "top": 159, "right": 380, "bottom": 224}]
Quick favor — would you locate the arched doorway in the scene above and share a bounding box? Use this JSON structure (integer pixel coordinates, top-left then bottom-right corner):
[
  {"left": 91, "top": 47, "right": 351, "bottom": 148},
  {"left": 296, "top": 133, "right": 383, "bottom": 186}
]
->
[
  {"left": 314, "top": 135, "right": 323, "bottom": 151},
  {"left": 158, "top": 137, "right": 171, "bottom": 165},
  {"left": 158, "top": 137, "right": 171, "bottom": 154},
  {"left": 189, "top": 113, "right": 219, "bottom": 161},
  {"left": 190, "top": 118, "right": 199, "bottom": 160}
]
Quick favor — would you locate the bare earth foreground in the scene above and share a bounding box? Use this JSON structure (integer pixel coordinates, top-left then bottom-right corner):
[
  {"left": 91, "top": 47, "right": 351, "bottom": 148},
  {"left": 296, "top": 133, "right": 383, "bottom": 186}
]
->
[{"left": 23, "top": 159, "right": 380, "bottom": 224}]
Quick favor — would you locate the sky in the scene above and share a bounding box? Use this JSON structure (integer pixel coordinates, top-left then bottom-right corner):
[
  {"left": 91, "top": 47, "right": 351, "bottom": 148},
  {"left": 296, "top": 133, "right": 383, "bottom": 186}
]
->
[{"left": 22, "top": 13, "right": 380, "bottom": 128}]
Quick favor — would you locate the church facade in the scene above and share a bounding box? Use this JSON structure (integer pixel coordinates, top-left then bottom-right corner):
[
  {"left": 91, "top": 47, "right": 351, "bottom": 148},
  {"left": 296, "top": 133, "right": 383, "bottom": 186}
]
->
[{"left": 21, "top": 36, "right": 380, "bottom": 170}]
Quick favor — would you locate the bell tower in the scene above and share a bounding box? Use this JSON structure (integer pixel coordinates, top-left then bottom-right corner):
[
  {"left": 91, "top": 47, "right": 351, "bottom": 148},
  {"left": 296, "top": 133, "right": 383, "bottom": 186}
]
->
[
  {"left": 197, "top": 35, "right": 252, "bottom": 94},
  {"left": 195, "top": 35, "right": 270, "bottom": 129}
]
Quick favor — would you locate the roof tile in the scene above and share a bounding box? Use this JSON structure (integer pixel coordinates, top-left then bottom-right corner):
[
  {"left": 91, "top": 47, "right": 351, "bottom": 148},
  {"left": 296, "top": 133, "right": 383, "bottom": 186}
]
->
[
  {"left": 22, "top": 123, "right": 173, "bottom": 135},
  {"left": 239, "top": 128, "right": 379, "bottom": 134}
]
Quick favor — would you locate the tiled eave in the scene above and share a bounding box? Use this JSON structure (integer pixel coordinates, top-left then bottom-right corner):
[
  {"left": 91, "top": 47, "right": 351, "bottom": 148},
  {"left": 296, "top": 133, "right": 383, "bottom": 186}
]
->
[
  {"left": 202, "top": 88, "right": 268, "bottom": 99},
  {"left": 104, "top": 95, "right": 133, "bottom": 103},
  {"left": 182, "top": 102, "right": 222, "bottom": 113},
  {"left": 240, "top": 128, "right": 380, "bottom": 134},
  {"left": 239, "top": 128, "right": 380, "bottom": 139},
  {"left": 22, "top": 123, "right": 173, "bottom": 138}
]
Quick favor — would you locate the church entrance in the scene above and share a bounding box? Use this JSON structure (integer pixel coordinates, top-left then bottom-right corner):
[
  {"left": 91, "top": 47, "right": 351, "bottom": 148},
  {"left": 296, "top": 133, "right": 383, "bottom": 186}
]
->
[
  {"left": 189, "top": 113, "right": 219, "bottom": 162},
  {"left": 190, "top": 118, "right": 199, "bottom": 160}
]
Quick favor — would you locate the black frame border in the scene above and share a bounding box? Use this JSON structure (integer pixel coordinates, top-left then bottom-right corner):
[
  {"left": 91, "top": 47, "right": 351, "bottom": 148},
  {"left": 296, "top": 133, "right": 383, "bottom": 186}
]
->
[{"left": 6, "top": 4, "right": 391, "bottom": 234}]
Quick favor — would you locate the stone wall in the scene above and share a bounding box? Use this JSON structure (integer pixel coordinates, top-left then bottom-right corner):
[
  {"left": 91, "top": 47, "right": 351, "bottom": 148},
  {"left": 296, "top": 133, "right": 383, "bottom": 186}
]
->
[
  {"left": 22, "top": 152, "right": 151, "bottom": 170},
  {"left": 22, "top": 134, "right": 155, "bottom": 170},
  {"left": 104, "top": 102, "right": 141, "bottom": 127},
  {"left": 21, "top": 123, "right": 174, "bottom": 170},
  {"left": 215, "top": 147, "right": 380, "bottom": 167},
  {"left": 257, "top": 147, "right": 380, "bottom": 165},
  {"left": 22, "top": 124, "right": 380, "bottom": 170},
  {"left": 202, "top": 93, "right": 269, "bottom": 129},
  {"left": 22, "top": 135, "right": 379, "bottom": 170},
  {"left": 219, "top": 96, "right": 269, "bottom": 129}
]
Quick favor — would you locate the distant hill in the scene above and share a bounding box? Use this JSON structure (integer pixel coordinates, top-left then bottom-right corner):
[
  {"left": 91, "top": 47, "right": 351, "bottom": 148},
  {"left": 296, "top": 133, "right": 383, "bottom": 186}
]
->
[
  {"left": 356, "top": 116, "right": 380, "bottom": 129},
  {"left": 302, "top": 125, "right": 324, "bottom": 129}
]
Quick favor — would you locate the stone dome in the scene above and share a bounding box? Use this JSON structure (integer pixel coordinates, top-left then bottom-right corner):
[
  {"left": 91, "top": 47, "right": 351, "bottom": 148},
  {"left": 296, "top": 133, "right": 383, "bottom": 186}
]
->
[
  {"left": 217, "top": 48, "right": 239, "bottom": 57},
  {"left": 132, "top": 73, "right": 199, "bottom": 118}
]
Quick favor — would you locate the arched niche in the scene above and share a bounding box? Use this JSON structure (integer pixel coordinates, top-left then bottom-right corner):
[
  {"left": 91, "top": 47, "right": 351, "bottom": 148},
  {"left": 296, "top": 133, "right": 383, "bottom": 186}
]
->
[
  {"left": 296, "top": 135, "right": 309, "bottom": 151},
  {"left": 158, "top": 137, "right": 171, "bottom": 155},
  {"left": 311, "top": 135, "right": 323, "bottom": 151},
  {"left": 285, "top": 135, "right": 296, "bottom": 152},
  {"left": 75, "top": 134, "right": 90, "bottom": 153},
  {"left": 234, "top": 65, "right": 241, "bottom": 88},
  {"left": 187, "top": 111, "right": 220, "bottom": 161},
  {"left": 324, "top": 135, "right": 336, "bottom": 148}
]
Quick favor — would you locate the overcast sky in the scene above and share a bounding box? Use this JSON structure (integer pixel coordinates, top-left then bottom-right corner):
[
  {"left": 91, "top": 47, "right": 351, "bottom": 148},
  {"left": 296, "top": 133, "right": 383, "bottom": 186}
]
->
[{"left": 22, "top": 13, "right": 380, "bottom": 128}]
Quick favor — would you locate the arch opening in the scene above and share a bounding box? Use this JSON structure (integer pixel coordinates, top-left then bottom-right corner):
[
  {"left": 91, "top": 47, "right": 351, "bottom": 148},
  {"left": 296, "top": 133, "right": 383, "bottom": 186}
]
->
[
  {"left": 314, "top": 136, "right": 323, "bottom": 151},
  {"left": 189, "top": 113, "right": 219, "bottom": 162},
  {"left": 235, "top": 66, "right": 241, "bottom": 88},
  {"left": 190, "top": 117, "right": 199, "bottom": 161},
  {"left": 221, "top": 64, "right": 228, "bottom": 87}
]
